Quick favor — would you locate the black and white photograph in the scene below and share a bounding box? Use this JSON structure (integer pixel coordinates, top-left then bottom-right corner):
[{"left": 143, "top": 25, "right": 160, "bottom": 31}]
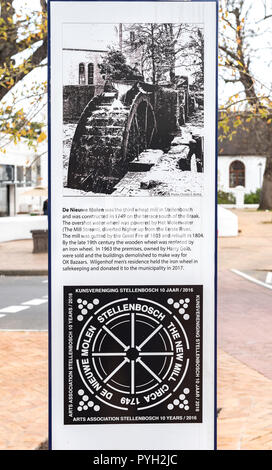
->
[{"left": 63, "top": 22, "right": 204, "bottom": 197}]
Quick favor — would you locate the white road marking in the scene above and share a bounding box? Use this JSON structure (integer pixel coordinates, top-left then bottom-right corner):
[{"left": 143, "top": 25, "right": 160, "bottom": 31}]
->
[
  {"left": 22, "top": 298, "right": 48, "bottom": 306},
  {"left": 42, "top": 280, "right": 48, "bottom": 283},
  {"left": 0, "top": 278, "right": 48, "bottom": 328},
  {"left": 0, "top": 305, "right": 30, "bottom": 313},
  {"left": 265, "top": 272, "right": 272, "bottom": 284},
  {"left": 231, "top": 269, "right": 272, "bottom": 290}
]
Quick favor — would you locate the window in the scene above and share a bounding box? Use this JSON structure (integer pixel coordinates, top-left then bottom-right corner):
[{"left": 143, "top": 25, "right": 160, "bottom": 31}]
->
[
  {"left": 36, "top": 162, "right": 42, "bottom": 185},
  {"left": 229, "top": 160, "right": 245, "bottom": 188},
  {"left": 88, "top": 63, "right": 94, "bottom": 85},
  {"left": 79, "top": 63, "right": 85, "bottom": 85},
  {"left": 0, "top": 164, "right": 14, "bottom": 182},
  {"left": 26, "top": 167, "right": 32, "bottom": 186},
  {"left": 0, "top": 185, "right": 8, "bottom": 217},
  {"left": 16, "top": 166, "right": 25, "bottom": 187}
]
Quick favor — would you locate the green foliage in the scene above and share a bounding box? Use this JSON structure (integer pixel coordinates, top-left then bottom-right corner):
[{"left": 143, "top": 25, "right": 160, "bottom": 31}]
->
[
  {"left": 217, "top": 190, "right": 235, "bottom": 204},
  {"left": 98, "top": 49, "right": 141, "bottom": 81},
  {"left": 244, "top": 188, "right": 261, "bottom": 204},
  {"left": 0, "top": 0, "right": 47, "bottom": 150}
]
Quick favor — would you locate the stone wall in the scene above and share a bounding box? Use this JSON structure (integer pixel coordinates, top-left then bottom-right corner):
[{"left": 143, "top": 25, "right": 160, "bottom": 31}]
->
[
  {"left": 63, "top": 85, "right": 104, "bottom": 123},
  {"left": 154, "top": 87, "right": 179, "bottom": 148}
]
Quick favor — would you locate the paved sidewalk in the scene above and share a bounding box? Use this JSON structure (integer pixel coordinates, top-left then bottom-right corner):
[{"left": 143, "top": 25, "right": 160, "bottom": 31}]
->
[
  {"left": 0, "top": 239, "right": 48, "bottom": 275},
  {"left": 218, "top": 350, "right": 272, "bottom": 450},
  {"left": 0, "top": 331, "right": 47, "bottom": 450},
  {"left": 219, "top": 209, "right": 272, "bottom": 271},
  {"left": 218, "top": 269, "right": 272, "bottom": 379}
]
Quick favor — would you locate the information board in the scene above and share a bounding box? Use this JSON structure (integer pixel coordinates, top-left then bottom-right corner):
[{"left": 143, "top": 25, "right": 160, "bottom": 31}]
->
[{"left": 49, "top": 0, "right": 217, "bottom": 450}]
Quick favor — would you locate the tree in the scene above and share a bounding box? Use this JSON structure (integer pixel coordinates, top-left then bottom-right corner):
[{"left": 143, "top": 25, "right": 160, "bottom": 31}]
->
[
  {"left": 123, "top": 24, "right": 161, "bottom": 84},
  {"left": 123, "top": 23, "right": 204, "bottom": 87},
  {"left": 219, "top": 0, "right": 272, "bottom": 209},
  {"left": 189, "top": 28, "right": 204, "bottom": 90},
  {"left": 0, "top": 0, "right": 47, "bottom": 150},
  {"left": 98, "top": 49, "right": 142, "bottom": 81}
]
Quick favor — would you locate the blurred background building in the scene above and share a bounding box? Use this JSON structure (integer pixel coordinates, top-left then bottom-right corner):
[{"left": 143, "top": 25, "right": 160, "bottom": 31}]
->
[{"left": 0, "top": 138, "right": 47, "bottom": 217}]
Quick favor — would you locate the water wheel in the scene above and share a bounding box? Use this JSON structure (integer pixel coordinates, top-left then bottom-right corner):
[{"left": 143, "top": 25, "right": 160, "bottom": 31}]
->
[
  {"left": 123, "top": 94, "right": 157, "bottom": 162},
  {"left": 67, "top": 83, "right": 157, "bottom": 193}
]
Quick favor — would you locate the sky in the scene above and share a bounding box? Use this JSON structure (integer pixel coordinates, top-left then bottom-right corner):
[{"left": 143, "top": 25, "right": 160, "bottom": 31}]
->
[{"left": 63, "top": 23, "right": 118, "bottom": 50}]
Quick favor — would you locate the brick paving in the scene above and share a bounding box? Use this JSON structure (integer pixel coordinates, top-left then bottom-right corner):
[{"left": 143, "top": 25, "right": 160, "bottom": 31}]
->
[
  {"left": 218, "top": 209, "right": 272, "bottom": 380},
  {"left": 217, "top": 208, "right": 272, "bottom": 450},
  {"left": 218, "top": 269, "right": 272, "bottom": 380},
  {"left": 0, "top": 331, "right": 47, "bottom": 450},
  {"left": 218, "top": 350, "right": 272, "bottom": 450},
  {"left": 113, "top": 166, "right": 203, "bottom": 197}
]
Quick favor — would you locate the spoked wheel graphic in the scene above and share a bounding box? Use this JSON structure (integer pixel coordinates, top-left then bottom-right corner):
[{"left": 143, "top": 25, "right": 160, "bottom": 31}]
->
[
  {"left": 76, "top": 298, "right": 190, "bottom": 411},
  {"left": 92, "top": 313, "right": 174, "bottom": 396}
]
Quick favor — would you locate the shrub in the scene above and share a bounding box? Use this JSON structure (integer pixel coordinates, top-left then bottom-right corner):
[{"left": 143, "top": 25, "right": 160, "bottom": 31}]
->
[
  {"left": 244, "top": 188, "right": 261, "bottom": 204},
  {"left": 217, "top": 190, "right": 235, "bottom": 204}
]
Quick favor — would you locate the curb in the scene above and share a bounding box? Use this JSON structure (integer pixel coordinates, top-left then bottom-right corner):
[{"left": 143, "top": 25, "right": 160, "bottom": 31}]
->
[{"left": 0, "top": 270, "right": 48, "bottom": 276}]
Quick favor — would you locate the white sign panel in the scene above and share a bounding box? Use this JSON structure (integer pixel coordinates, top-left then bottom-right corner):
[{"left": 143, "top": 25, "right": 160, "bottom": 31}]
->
[{"left": 49, "top": 0, "right": 217, "bottom": 450}]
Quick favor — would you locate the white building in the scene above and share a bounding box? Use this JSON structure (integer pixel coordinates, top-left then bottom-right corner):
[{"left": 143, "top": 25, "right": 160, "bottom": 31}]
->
[
  {"left": 0, "top": 137, "right": 47, "bottom": 217},
  {"left": 63, "top": 48, "right": 108, "bottom": 123},
  {"left": 63, "top": 48, "right": 106, "bottom": 87},
  {"left": 218, "top": 121, "right": 268, "bottom": 196},
  {"left": 218, "top": 155, "right": 266, "bottom": 194}
]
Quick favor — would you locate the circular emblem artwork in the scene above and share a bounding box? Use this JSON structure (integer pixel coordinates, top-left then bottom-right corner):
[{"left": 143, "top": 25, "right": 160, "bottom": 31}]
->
[{"left": 64, "top": 286, "right": 202, "bottom": 424}]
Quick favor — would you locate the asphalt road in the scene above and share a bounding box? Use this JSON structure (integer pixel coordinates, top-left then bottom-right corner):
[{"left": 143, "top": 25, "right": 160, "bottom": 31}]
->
[{"left": 0, "top": 276, "right": 48, "bottom": 331}]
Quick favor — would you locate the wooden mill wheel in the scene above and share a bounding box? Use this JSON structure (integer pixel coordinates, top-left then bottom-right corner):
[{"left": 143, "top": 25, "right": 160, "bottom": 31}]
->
[
  {"left": 122, "top": 93, "right": 157, "bottom": 162},
  {"left": 67, "top": 89, "right": 157, "bottom": 193}
]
